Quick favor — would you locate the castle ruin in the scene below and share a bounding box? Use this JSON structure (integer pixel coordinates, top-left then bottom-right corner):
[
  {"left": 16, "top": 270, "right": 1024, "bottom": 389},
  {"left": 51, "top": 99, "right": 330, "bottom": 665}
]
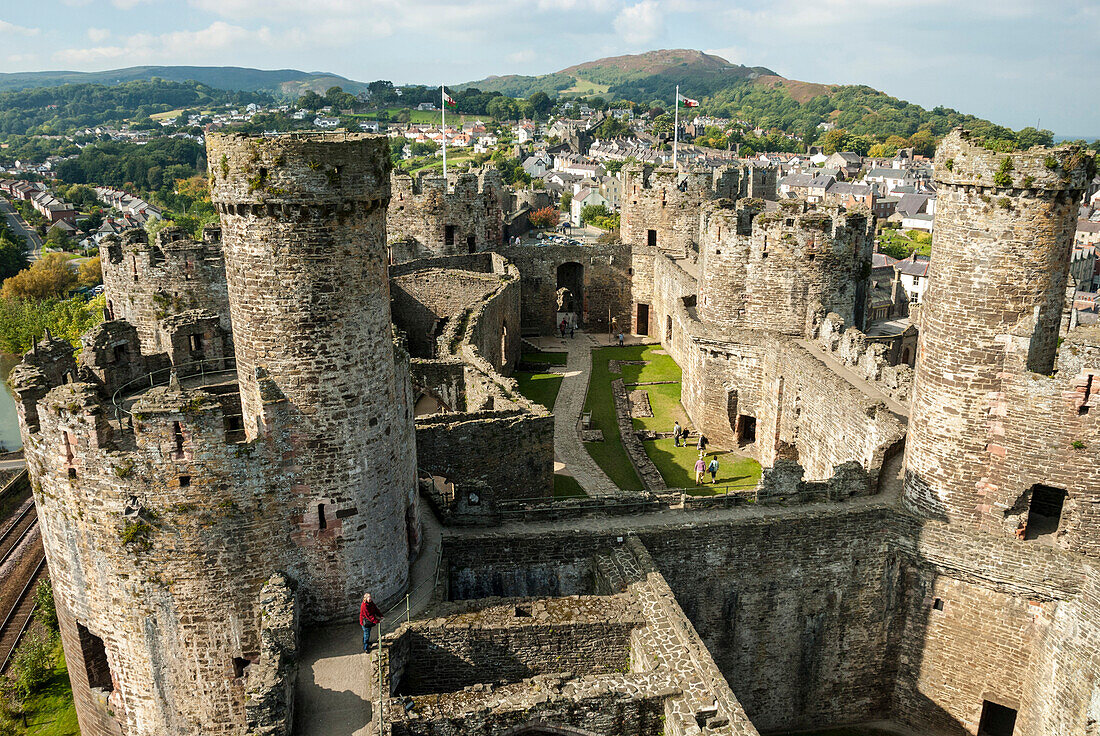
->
[{"left": 9, "top": 129, "right": 1100, "bottom": 736}]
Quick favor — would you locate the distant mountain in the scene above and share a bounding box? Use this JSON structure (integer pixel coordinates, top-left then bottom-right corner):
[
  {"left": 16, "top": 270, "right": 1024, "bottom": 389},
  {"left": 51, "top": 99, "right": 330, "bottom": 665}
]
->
[
  {"left": 0, "top": 66, "right": 370, "bottom": 97},
  {"left": 458, "top": 49, "right": 775, "bottom": 99},
  {"left": 459, "top": 49, "right": 1024, "bottom": 146}
]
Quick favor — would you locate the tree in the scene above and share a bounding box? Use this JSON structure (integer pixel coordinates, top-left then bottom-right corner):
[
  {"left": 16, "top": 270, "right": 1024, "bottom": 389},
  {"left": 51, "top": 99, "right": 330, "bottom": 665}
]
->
[
  {"left": 526, "top": 92, "right": 552, "bottom": 118},
  {"left": 78, "top": 256, "right": 102, "bottom": 288},
  {"left": 559, "top": 190, "right": 573, "bottom": 212},
  {"left": 580, "top": 204, "right": 610, "bottom": 223},
  {"left": 0, "top": 237, "right": 28, "bottom": 281},
  {"left": 298, "top": 90, "right": 324, "bottom": 111},
  {"left": 1, "top": 253, "right": 77, "bottom": 301},
  {"left": 487, "top": 96, "right": 519, "bottom": 122},
  {"left": 528, "top": 206, "right": 558, "bottom": 229}
]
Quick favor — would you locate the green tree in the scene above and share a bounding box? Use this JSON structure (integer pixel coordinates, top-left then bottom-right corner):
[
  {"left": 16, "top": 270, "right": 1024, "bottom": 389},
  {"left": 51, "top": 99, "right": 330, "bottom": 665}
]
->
[
  {"left": 1, "top": 253, "right": 77, "bottom": 301},
  {"left": 580, "top": 204, "right": 610, "bottom": 223},
  {"left": 487, "top": 96, "right": 519, "bottom": 121},
  {"left": 559, "top": 190, "right": 573, "bottom": 212},
  {"left": 0, "top": 237, "right": 28, "bottom": 281}
]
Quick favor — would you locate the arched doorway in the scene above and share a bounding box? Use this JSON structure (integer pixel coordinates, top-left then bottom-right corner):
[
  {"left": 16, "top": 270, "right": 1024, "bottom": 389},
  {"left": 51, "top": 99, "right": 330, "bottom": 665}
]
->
[{"left": 556, "top": 262, "right": 584, "bottom": 330}]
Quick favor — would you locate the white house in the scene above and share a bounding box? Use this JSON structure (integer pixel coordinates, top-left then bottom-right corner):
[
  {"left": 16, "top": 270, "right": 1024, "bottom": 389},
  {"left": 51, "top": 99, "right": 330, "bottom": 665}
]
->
[
  {"left": 895, "top": 255, "right": 931, "bottom": 304},
  {"left": 570, "top": 186, "right": 610, "bottom": 227}
]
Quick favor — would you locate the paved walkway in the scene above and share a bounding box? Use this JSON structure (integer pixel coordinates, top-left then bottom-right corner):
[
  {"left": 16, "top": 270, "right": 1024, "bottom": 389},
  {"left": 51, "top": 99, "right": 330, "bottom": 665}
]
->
[
  {"left": 294, "top": 505, "right": 444, "bottom": 736},
  {"left": 528, "top": 332, "right": 623, "bottom": 497},
  {"left": 798, "top": 339, "right": 910, "bottom": 419}
]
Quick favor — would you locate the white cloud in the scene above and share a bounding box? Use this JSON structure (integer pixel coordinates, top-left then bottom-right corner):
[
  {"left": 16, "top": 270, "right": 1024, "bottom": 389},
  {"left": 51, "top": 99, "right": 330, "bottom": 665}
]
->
[
  {"left": 613, "top": 1, "right": 663, "bottom": 45},
  {"left": 0, "top": 19, "right": 40, "bottom": 36},
  {"left": 508, "top": 50, "right": 537, "bottom": 64},
  {"left": 87, "top": 27, "right": 111, "bottom": 43},
  {"left": 54, "top": 21, "right": 273, "bottom": 66}
]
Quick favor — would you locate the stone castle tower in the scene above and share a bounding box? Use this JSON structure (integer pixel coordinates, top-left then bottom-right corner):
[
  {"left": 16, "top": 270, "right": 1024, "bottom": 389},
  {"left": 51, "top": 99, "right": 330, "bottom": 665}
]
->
[
  {"left": 387, "top": 167, "right": 505, "bottom": 263},
  {"left": 207, "top": 132, "right": 417, "bottom": 616},
  {"left": 698, "top": 198, "right": 873, "bottom": 335},
  {"left": 904, "top": 129, "right": 1100, "bottom": 552},
  {"left": 9, "top": 132, "right": 418, "bottom": 736},
  {"left": 621, "top": 163, "right": 740, "bottom": 258}
]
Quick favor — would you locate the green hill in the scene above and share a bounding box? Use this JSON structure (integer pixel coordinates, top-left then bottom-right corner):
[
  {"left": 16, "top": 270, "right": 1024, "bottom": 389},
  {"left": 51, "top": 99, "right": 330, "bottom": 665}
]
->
[
  {"left": 459, "top": 49, "right": 1043, "bottom": 150},
  {"left": 0, "top": 66, "right": 369, "bottom": 98}
]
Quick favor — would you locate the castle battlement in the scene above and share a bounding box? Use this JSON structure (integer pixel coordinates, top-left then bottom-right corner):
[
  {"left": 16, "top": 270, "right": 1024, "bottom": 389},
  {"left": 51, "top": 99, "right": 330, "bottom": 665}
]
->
[
  {"left": 698, "top": 198, "right": 874, "bottom": 334},
  {"left": 388, "top": 166, "right": 505, "bottom": 262}
]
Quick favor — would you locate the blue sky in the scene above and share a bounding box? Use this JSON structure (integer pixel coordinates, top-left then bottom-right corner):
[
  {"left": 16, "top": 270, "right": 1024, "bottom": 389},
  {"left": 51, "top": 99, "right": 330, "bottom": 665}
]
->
[{"left": 1, "top": 0, "right": 1098, "bottom": 136}]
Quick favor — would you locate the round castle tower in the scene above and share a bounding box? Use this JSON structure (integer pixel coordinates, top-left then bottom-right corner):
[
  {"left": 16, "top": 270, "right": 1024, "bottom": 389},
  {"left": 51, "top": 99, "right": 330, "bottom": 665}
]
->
[
  {"left": 698, "top": 198, "right": 873, "bottom": 336},
  {"left": 207, "top": 132, "right": 416, "bottom": 621},
  {"left": 904, "top": 129, "right": 1095, "bottom": 530}
]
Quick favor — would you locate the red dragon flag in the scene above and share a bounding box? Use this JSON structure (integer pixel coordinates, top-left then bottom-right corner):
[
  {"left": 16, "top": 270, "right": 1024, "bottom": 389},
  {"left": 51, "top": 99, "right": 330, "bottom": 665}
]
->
[
  {"left": 443, "top": 89, "right": 457, "bottom": 107},
  {"left": 677, "top": 93, "right": 699, "bottom": 108}
]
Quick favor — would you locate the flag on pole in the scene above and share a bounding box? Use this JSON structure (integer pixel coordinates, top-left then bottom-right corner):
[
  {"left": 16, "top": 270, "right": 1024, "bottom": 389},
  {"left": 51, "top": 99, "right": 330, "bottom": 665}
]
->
[
  {"left": 677, "top": 93, "right": 699, "bottom": 108},
  {"left": 443, "top": 89, "right": 457, "bottom": 107}
]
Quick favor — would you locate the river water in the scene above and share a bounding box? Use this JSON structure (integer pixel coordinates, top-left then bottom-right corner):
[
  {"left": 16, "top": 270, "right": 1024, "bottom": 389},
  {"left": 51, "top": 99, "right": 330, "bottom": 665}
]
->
[{"left": 0, "top": 354, "right": 23, "bottom": 451}]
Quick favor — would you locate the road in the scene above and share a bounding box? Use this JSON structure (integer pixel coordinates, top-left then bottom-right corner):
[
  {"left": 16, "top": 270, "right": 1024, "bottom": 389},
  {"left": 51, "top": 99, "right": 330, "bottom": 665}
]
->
[{"left": 0, "top": 198, "right": 43, "bottom": 260}]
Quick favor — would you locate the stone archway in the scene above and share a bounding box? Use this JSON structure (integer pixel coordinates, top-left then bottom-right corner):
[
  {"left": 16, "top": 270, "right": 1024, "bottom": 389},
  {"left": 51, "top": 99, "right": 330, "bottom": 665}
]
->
[{"left": 556, "top": 261, "right": 584, "bottom": 328}]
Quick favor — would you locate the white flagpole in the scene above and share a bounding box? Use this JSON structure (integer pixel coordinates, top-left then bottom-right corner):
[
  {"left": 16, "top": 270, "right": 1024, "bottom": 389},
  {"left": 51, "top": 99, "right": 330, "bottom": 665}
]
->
[
  {"left": 673, "top": 84, "right": 679, "bottom": 169},
  {"left": 441, "top": 85, "right": 448, "bottom": 178}
]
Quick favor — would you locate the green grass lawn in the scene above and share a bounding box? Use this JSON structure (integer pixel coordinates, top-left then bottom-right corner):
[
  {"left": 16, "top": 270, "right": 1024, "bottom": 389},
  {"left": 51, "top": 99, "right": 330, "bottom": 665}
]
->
[
  {"left": 513, "top": 370, "right": 564, "bottom": 412},
  {"left": 585, "top": 344, "right": 761, "bottom": 492},
  {"left": 646, "top": 439, "right": 762, "bottom": 495},
  {"left": 584, "top": 345, "right": 647, "bottom": 491},
  {"left": 21, "top": 641, "right": 79, "bottom": 735},
  {"left": 522, "top": 351, "right": 567, "bottom": 366},
  {"left": 553, "top": 474, "right": 586, "bottom": 498}
]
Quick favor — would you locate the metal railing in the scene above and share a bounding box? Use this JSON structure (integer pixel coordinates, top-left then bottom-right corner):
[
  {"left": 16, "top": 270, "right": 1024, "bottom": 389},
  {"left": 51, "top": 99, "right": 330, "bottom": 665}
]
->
[{"left": 110, "top": 357, "right": 238, "bottom": 417}]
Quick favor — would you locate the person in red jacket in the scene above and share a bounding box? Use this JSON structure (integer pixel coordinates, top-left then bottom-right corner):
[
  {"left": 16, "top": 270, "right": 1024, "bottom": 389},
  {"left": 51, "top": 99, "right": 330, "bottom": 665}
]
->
[{"left": 360, "top": 593, "right": 382, "bottom": 652}]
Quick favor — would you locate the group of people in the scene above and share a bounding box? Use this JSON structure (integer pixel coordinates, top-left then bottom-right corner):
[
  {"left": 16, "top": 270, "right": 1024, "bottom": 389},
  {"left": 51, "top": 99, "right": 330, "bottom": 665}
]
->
[
  {"left": 673, "top": 421, "right": 720, "bottom": 485},
  {"left": 559, "top": 318, "right": 575, "bottom": 338}
]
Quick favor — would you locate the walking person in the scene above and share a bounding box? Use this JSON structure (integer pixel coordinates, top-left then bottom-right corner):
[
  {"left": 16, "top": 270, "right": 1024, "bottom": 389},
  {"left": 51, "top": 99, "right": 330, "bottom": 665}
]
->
[
  {"left": 697, "top": 434, "right": 708, "bottom": 452},
  {"left": 673, "top": 421, "right": 682, "bottom": 447},
  {"left": 694, "top": 454, "right": 707, "bottom": 485},
  {"left": 708, "top": 454, "right": 719, "bottom": 483},
  {"left": 360, "top": 592, "right": 382, "bottom": 653},
  {"left": 616, "top": 332, "right": 625, "bottom": 347}
]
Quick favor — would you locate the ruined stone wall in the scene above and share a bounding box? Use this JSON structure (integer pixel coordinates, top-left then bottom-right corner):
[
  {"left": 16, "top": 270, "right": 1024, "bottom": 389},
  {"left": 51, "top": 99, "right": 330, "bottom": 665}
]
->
[
  {"left": 415, "top": 409, "right": 553, "bottom": 503},
  {"left": 391, "top": 269, "right": 502, "bottom": 359},
  {"left": 638, "top": 507, "right": 906, "bottom": 733},
  {"left": 697, "top": 199, "right": 874, "bottom": 335},
  {"left": 384, "top": 596, "right": 639, "bottom": 696},
  {"left": 904, "top": 130, "right": 1097, "bottom": 539},
  {"left": 100, "top": 226, "right": 229, "bottom": 354},
  {"left": 630, "top": 243, "right": 657, "bottom": 335},
  {"left": 621, "top": 164, "right": 739, "bottom": 258},
  {"left": 649, "top": 252, "right": 905, "bottom": 480},
  {"left": 409, "top": 358, "right": 466, "bottom": 413},
  {"left": 495, "top": 242, "right": 633, "bottom": 334},
  {"left": 208, "top": 132, "right": 416, "bottom": 621},
  {"left": 388, "top": 168, "right": 505, "bottom": 262},
  {"left": 812, "top": 312, "right": 915, "bottom": 403},
  {"left": 1018, "top": 561, "right": 1100, "bottom": 736}
]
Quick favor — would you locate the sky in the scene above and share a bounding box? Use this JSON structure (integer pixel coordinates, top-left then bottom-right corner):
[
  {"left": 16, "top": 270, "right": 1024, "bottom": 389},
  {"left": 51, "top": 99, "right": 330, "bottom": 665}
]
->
[{"left": 1, "top": 0, "right": 1098, "bottom": 137}]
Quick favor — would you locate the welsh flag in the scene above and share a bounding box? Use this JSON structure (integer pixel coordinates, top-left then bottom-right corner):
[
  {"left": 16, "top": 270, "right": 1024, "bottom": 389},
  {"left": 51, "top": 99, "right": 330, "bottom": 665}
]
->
[
  {"left": 443, "top": 89, "right": 457, "bottom": 107},
  {"left": 677, "top": 93, "right": 699, "bottom": 108}
]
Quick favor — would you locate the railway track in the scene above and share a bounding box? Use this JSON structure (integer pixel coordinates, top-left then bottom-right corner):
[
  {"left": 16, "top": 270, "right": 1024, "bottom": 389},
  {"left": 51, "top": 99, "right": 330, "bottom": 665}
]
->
[
  {"left": 0, "top": 549, "right": 46, "bottom": 672},
  {"left": 0, "top": 502, "right": 37, "bottom": 567}
]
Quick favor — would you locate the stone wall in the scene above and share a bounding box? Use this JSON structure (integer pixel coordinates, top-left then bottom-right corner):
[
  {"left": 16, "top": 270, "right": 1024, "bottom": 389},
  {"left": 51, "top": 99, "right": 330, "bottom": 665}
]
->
[
  {"left": 244, "top": 573, "right": 299, "bottom": 736},
  {"left": 100, "top": 226, "right": 230, "bottom": 355},
  {"left": 415, "top": 409, "right": 553, "bottom": 505},
  {"left": 638, "top": 506, "right": 907, "bottom": 733},
  {"left": 495, "top": 241, "right": 633, "bottom": 334},
  {"left": 388, "top": 168, "right": 505, "bottom": 262},
  {"left": 812, "top": 312, "right": 915, "bottom": 403},
  {"left": 383, "top": 595, "right": 640, "bottom": 696}
]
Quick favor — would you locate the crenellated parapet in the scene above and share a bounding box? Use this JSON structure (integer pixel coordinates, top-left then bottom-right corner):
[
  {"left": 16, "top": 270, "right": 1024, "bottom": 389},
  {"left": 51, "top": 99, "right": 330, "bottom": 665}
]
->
[
  {"left": 388, "top": 166, "right": 505, "bottom": 262},
  {"left": 698, "top": 198, "right": 874, "bottom": 336},
  {"left": 621, "top": 163, "right": 742, "bottom": 258},
  {"left": 100, "top": 225, "right": 229, "bottom": 355}
]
